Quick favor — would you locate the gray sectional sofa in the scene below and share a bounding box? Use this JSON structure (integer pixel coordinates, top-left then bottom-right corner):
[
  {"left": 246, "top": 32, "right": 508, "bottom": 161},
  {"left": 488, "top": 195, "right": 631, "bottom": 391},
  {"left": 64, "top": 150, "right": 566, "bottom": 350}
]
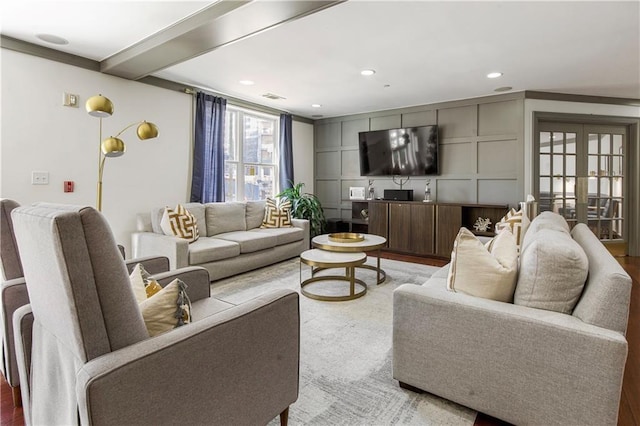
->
[
  {"left": 393, "top": 212, "right": 632, "bottom": 425},
  {"left": 132, "top": 201, "right": 309, "bottom": 281}
]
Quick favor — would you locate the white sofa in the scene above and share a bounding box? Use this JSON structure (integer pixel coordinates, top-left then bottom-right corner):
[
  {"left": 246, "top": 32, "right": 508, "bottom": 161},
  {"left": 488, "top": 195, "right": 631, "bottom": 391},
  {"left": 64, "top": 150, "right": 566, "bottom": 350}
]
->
[
  {"left": 393, "top": 212, "right": 632, "bottom": 425},
  {"left": 132, "top": 201, "right": 309, "bottom": 281}
]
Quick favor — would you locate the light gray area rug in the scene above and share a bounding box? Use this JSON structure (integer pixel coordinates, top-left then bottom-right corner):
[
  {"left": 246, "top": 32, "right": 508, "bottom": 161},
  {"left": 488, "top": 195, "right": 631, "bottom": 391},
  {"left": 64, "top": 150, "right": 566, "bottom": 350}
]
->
[{"left": 211, "top": 257, "right": 476, "bottom": 425}]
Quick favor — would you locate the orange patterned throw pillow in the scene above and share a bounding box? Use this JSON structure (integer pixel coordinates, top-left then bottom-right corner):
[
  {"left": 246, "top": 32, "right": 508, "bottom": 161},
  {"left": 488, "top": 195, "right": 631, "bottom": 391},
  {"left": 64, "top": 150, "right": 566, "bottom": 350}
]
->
[
  {"left": 261, "top": 198, "right": 293, "bottom": 228},
  {"left": 160, "top": 204, "right": 199, "bottom": 243}
]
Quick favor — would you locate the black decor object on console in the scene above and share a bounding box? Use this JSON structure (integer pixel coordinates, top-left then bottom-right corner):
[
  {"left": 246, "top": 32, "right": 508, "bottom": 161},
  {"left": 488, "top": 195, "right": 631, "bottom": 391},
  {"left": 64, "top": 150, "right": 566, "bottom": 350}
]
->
[
  {"left": 359, "top": 125, "right": 438, "bottom": 176},
  {"left": 383, "top": 189, "right": 413, "bottom": 201}
]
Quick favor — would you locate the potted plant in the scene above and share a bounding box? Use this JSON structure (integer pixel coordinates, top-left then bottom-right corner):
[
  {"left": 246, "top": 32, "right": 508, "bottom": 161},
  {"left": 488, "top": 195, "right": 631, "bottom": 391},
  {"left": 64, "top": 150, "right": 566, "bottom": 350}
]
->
[{"left": 277, "top": 182, "right": 326, "bottom": 237}]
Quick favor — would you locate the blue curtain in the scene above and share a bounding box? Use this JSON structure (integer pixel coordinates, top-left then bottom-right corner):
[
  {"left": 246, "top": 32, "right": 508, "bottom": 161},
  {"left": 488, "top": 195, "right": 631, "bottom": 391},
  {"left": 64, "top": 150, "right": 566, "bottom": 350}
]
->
[
  {"left": 279, "top": 113, "right": 294, "bottom": 191},
  {"left": 190, "top": 92, "right": 227, "bottom": 202}
]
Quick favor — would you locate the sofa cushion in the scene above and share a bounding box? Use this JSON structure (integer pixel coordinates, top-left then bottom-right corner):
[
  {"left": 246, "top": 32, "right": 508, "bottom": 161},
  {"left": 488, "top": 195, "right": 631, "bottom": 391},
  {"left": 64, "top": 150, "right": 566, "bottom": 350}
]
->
[
  {"left": 205, "top": 202, "right": 247, "bottom": 236},
  {"left": 250, "top": 227, "right": 304, "bottom": 246},
  {"left": 514, "top": 228, "right": 588, "bottom": 314},
  {"left": 246, "top": 200, "right": 266, "bottom": 230},
  {"left": 215, "top": 231, "right": 277, "bottom": 254},
  {"left": 151, "top": 203, "right": 205, "bottom": 235},
  {"left": 521, "top": 211, "right": 569, "bottom": 251},
  {"left": 160, "top": 204, "right": 200, "bottom": 243},
  {"left": 261, "top": 198, "right": 293, "bottom": 228},
  {"left": 446, "top": 227, "right": 518, "bottom": 302},
  {"left": 188, "top": 238, "right": 240, "bottom": 265}
]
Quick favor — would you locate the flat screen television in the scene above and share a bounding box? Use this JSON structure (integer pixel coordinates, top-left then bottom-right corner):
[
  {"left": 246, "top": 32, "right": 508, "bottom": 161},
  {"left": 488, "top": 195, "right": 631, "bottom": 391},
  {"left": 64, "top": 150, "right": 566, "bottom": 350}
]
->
[{"left": 358, "top": 125, "right": 438, "bottom": 176}]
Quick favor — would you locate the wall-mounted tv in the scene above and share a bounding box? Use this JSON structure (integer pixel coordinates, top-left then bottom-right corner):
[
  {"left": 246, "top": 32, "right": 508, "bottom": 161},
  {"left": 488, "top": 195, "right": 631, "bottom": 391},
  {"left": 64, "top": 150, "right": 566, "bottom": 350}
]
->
[{"left": 358, "top": 125, "right": 438, "bottom": 176}]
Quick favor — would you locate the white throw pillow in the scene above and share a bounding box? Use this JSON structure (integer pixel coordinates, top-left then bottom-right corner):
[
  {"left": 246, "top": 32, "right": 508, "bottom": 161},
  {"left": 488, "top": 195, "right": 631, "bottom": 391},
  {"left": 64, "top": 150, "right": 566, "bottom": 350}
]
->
[
  {"left": 129, "top": 263, "right": 149, "bottom": 304},
  {"left": 447, "top": 227, "right": 519, "bottom": 302},
  {"left": 139, "top": 279, "right": 192, "bottom": 337},
  {"left": 160, "top": 204, "right": 199, "bottom": 243}
]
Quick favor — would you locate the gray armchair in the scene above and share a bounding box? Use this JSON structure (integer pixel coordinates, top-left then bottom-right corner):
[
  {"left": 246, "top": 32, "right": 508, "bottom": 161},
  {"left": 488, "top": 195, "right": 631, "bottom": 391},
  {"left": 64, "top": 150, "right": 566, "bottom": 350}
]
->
[
  {"left": 2, "top": 199, "right": 181, "bottom": 408},
  {"left": 1, "top": 198, "right": 26, "bottom": 406},
  {"left": 12, "top": 203, "right": 300, "bottom": 425}
]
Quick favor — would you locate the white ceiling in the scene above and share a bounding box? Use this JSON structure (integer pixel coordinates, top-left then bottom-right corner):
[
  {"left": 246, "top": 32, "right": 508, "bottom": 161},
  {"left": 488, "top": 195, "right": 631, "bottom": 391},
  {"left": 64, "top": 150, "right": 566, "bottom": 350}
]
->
[{"left": 2, "top": 1, "right": 639, "bottom": 119}]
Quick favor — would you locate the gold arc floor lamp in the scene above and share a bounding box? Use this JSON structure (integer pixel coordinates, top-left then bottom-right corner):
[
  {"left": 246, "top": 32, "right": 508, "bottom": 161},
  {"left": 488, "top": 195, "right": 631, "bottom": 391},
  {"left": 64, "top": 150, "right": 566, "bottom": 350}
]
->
[{"left": 86, "top": 94, "right": 159, "bottom": 211}]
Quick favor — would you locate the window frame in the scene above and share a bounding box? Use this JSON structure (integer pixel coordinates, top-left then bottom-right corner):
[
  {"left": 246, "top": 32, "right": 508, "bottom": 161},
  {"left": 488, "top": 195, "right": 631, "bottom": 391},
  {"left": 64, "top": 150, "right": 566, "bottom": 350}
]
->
[{"left": 224, "top": 105, "right": 280, "bottom": 201}]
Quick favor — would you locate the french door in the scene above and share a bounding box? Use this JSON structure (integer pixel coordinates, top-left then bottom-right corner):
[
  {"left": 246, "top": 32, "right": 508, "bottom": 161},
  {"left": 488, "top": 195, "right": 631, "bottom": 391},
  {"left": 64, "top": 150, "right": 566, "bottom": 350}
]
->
[{"left": 535, "top": 122, "right": 627, "bottom": 250}]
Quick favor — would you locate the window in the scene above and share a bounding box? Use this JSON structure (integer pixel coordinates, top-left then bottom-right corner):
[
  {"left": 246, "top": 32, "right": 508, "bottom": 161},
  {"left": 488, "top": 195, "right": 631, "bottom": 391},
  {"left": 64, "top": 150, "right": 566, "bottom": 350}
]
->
[{"left": 224, "top": 107, "right": 279, "bottom": 201}]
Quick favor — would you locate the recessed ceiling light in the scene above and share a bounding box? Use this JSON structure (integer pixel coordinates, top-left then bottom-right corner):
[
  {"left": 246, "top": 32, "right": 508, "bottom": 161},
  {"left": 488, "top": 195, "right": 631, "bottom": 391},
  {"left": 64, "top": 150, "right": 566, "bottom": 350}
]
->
[
  {"left": 487, "top": 72, "right": 503, "bottom": 79},
  {"left": 36, "top": 33, "right": 69, "bottom": 45},
  {"left": 311, "top": 104, "right": 322, "bottom": 108},
  {"left": 494, "top": 86, "right": 513, "bottom": 92},
  {"left": 239, "top": 80, "right": 255, "bottom": 86},
  {"left": 361, "top": 69, "right": 376, "bottom": 76}
]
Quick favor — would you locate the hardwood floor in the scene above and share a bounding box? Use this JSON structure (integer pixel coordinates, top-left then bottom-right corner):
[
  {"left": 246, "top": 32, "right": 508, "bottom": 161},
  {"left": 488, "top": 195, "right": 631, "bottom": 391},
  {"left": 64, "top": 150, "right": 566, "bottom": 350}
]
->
[{"left": 2, "top": 254, "right": 639, "bottom": 426}]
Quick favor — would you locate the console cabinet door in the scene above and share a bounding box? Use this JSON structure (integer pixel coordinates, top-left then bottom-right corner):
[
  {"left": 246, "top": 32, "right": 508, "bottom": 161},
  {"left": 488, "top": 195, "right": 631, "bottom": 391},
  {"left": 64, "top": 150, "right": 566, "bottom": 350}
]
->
[
  {"left": 435, "top": 205, "right": 462, "bottom": 257},
  {"left": 368, "top": 201, "right": 388, "bottom": 244},
  {"left": 389, "top": 203, "right": 412, "bottom": 252},
  {"left": 410, "top": 204, "right": 435, "bottom": 255}
]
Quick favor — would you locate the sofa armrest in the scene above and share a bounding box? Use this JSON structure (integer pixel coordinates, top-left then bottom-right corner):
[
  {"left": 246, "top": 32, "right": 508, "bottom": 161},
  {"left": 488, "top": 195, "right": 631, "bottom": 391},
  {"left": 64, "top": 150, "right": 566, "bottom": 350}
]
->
[
  {"left": 1, "top": 277, "right": 29, "bottom": 386},
  {"left": 124, "top": 256, "right": 170, "bottom": 275},
  {"left": 76, "top": 289, "right": 299, "bottom": 426},
  {"left": 153, "top": 266, "right": 211, "bottom": 302},
  {"left": 393, "top": 283, "right": 628, "bottom": 425},
  {"left": 131, "top": 232, "right": 189, "bottom": 269},
  {"left": 291, "top": 218, "right": 310, "bottom": 249}
]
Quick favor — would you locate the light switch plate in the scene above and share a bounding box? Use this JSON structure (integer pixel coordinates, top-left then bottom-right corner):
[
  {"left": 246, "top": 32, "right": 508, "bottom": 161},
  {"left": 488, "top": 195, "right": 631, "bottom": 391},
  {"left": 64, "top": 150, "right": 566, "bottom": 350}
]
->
[
  {"left": 62, "top": 92, "right": 79, "bottom": 108},
  {"left": 32, "top": 171, "right": 49, "bottom": 185}
]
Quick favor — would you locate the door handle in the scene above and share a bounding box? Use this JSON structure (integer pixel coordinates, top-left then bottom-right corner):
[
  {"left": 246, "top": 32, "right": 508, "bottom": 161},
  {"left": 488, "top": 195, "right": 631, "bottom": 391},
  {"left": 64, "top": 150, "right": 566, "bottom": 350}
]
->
[{"left": 577, "top": 177, "right": 588, "bottom": 204}]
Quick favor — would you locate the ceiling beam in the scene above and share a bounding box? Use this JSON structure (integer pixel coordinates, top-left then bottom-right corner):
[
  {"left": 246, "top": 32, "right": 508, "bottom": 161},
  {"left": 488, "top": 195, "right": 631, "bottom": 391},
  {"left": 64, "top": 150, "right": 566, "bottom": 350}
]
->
[{"left": 100, "top": 0, "right": 345, "bottom": 80}]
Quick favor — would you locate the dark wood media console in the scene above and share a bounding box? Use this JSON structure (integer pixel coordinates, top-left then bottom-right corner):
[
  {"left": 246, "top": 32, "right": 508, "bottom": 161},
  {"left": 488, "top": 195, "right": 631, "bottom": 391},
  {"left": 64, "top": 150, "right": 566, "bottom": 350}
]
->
[{"left": 367, "top": 200, "right": 509, "bottom": 259}]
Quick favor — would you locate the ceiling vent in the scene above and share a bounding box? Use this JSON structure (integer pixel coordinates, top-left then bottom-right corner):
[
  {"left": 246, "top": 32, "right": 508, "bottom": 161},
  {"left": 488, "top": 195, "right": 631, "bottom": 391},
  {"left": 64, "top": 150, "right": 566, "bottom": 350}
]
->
[{"left": 262, "top": 93, "right": 286, "bottom": 100}]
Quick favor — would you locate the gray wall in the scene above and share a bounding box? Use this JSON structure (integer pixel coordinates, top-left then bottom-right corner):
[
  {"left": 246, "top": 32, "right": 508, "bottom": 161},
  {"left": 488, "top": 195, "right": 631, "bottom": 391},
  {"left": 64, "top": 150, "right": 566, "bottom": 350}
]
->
[{"left": 314, "top": 93, "right": 525, "bottom": 220}]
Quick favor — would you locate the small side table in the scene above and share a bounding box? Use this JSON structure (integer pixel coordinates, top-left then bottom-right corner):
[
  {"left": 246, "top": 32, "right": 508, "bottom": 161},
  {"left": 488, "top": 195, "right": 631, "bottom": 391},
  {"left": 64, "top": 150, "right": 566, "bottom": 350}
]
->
[{"left": 299, "top": 249, "right": 367, "bottom": 302}]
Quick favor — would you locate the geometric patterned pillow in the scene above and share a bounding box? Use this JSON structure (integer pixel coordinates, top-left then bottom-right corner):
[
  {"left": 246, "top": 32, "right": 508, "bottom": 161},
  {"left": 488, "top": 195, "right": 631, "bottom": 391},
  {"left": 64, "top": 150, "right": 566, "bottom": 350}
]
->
[
  {"left": 260, "top": 198, "right": 293, "bottom": 228},
  {"left": 499, "top": 208, "right": 525, "bottom": 248},
  {"left": 160, "top": 204, "right": 199, "bottom": 243}
]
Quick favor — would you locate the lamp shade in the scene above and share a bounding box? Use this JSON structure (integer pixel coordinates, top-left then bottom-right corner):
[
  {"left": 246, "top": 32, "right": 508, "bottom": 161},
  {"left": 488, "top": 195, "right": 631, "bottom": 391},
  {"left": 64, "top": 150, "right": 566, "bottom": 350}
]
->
[
  {"left": 101, "top": 137, "right": 125, "bottom": 157},
  {"left": 86, "top": 95, "right": 114, "bottom": 117},
  {"left": 137, "top": 121, "right": 159, "bottom": 140}
]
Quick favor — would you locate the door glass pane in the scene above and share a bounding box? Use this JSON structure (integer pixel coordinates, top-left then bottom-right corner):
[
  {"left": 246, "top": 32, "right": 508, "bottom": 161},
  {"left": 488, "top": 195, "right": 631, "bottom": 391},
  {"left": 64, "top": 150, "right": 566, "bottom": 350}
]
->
[
  {"left": 588, "top": 134, "right": 598, "bottom": 154},
  {"left": 539, "top": 177, "right": 551, "bottom": 193},
  {"left": 565, "top": 155, "right": 576, "bottom": 176},
  {"left": 565, "top": 177, "right": 576, "bottom": 196},
  {"left": 588, "top": 155, "right": 598, "bottom": 177},
  {"left": 613, "top": 134, "right": 623, "bottom": 155},
  {"left": 600, "top": 177, "right": 611, "bottom": 196},
  {"left": 613, "top": 178, "right": 623, "bottom": 197},
  {"left": 540, "top": 154, "right": 550, "bottom": 175},
  {"left": 600, "top": 134, "right": 611, "bottom": 154},
  {"left": 553, "top": 155, "right": 563, "bottom": 175},
  {"left": 565, "top": 133, "right": 576, "bottom": 154},
  {"left": 551, "top": 132, "right": 563, "bottom": 153},
  {"left": 540, "top": 132, "right": 551, "bottom": 153},
  {"left": 600, "top": 156, "right": 609, "bottom": 176}
]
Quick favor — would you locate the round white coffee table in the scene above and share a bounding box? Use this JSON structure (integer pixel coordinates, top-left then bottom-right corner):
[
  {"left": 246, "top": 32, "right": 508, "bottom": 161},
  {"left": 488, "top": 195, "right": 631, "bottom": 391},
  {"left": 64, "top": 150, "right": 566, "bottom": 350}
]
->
[
  {"left": 311, "top": 233, "right": 387, "bottom": 285},
  {"left": 299, "top": 249, "right": 367, "bottom": 301}
]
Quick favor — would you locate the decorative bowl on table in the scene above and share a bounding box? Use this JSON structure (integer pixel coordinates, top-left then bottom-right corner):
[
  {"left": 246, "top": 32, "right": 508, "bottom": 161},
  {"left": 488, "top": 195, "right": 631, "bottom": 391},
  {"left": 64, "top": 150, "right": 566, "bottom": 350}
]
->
[{"left": 328, "top": 232, "right": 365, "bottom": 243}]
